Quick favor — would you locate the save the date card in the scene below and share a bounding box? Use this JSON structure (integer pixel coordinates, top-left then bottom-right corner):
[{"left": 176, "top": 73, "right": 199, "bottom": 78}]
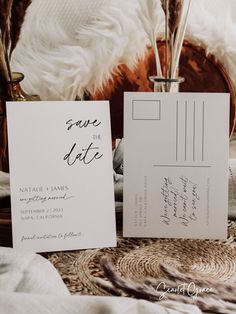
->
[
  {"left": 7, "top": 101, "right": 116, "bottom": 252},
  {"left": 124, "top": 92, "right": 229, "bottom": 239}
]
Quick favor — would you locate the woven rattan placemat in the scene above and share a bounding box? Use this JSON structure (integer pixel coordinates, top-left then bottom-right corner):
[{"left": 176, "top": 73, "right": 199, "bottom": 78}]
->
[{"left": 46, "top": 221, "right": 236, "bottom": 296}]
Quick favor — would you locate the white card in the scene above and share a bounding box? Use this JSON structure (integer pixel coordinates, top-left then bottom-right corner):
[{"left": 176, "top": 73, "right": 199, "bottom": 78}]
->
[
  {"left": 7, "top": 101, "right": 116, "bottom": 252},
  {"left": 124, "top": 93, "right": 229, "bottom": 239}
]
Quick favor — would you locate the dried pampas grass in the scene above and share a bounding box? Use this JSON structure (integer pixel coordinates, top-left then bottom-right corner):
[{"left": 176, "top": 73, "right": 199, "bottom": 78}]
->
[
  {"left": 0, "top": 38, "right": 9, "bottom": 82},
  {"left": 139, "top": 0, "right": 191, "bottom": 91},
  {"left": 0, "top": 0, "right": 13, "bottom": 42},
  {"left": 161, "top": 0, "right": 183, "bottom": 34},
  {"left": 171, "top": 0, "right": 191, "bottom": 78},
  {"left": 0, "top": 0, "right": 13, "bottom": 83},
  {"left": 99, "top": 255, "right": 236, "bottom": 314},
  {"left": 160, "top": 0, "right": 185, "bottom": 80},
  {"left": 168, "top": 0, "right": 182, "bottom": 34},
  {"left": 138, "top": 0, "right": 163, "bottom": 82},
  {"left": 0, "top": 0, "right": 31, "bottom": 99},
  {"left": 10, "top": 0, "right": 32, "bottom": 56},
  {"left": 168, "top": 0, "right": 183, "bottom": 77}
]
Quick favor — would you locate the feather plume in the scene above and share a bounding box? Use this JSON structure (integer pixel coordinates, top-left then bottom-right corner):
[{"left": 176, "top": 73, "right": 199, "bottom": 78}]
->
[
  {"left": 11, "top": 0, "right": 147, "bottom": 100},
  {"left": 138, "top": 0, "right": 163, "bottom": 79},
  {"left": 10, "top": 0, "right": 32, "bottom": 56}
]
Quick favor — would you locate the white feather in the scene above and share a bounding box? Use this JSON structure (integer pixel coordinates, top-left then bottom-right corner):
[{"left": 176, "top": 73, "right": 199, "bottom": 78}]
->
[
  {"left": 10, "top": 0, "right": 147, "bottom": 100},
  {"left": 186, "top": 0, "right": 236, "bottom": 98}
]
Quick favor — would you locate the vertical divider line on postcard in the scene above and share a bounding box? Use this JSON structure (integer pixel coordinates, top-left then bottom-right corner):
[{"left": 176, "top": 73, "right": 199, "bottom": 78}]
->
[
  {"left": 202, "top": 101, "right": 205, "bottom": 161},
  {"left": 176, "top": 100, "right": 179, "bottom": 161},
  {"left": 185, "top": 101, "right": 188, "bottom": 161},
  {"left": 193, "top": 101, "right": 196, "bottom": 161}
]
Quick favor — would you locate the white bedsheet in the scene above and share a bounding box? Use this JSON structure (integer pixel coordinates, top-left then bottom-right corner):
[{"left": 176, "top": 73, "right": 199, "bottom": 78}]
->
[{"left": 0, "top": 246, "right": 201, "bottom": 314}]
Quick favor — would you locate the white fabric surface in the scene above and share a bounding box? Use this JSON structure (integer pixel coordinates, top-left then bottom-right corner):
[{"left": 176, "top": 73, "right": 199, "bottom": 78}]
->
[
  {"left": 0, "top": 293, "right": 203, "bottom": 314},
  {"left": 0, "top": 293, "right": 201, "bottom": 314},
  {"left": 0, "top": 247, "right": 201, "bottom": 314},
  {"left": 0, "top": 246, "right": 68, "bottom": 295}
]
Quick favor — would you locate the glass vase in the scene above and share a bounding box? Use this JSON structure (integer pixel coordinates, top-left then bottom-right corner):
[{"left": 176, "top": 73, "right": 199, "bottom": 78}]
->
[{"left": 149, "top": 76, "right": 185, "bottom": 92}]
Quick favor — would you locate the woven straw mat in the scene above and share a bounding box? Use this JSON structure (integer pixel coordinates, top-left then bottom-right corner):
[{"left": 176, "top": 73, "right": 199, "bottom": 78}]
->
[{"left": 46, "top": 221, "right": 236, "bottom": 296}]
